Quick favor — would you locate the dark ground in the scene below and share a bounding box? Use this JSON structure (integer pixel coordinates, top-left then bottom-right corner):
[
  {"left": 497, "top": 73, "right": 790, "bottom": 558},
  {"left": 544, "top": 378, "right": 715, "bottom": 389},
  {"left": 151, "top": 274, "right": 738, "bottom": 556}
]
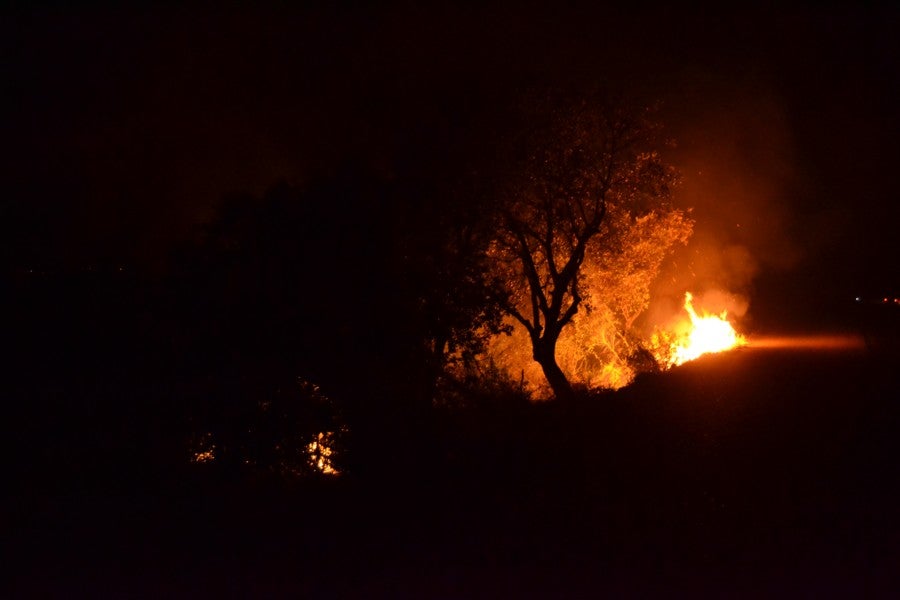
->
[{"left": 6, "top": 337, "right": 899, "bottom": 598}]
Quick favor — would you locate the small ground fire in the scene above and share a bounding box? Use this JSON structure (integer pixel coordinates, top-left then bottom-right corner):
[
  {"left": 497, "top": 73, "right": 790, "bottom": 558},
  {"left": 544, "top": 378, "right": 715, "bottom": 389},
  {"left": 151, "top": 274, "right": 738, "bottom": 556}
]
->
[{"left": 662, "top": 292, "right": 746, "bottom": 367}]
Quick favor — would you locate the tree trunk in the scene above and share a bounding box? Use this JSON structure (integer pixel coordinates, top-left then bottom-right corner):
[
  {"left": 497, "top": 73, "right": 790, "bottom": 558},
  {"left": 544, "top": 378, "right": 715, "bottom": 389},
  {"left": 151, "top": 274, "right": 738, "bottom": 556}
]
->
[{"left": 533, "top": 336, "right": 574, "bottom": 402}]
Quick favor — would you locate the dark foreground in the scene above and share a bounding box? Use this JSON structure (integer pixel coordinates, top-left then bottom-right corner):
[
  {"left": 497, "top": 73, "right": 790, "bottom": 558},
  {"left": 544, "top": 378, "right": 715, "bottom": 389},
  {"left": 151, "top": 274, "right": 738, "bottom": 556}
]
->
[{"left": 7, "top": 345, "right": 900, "bottom": 598}]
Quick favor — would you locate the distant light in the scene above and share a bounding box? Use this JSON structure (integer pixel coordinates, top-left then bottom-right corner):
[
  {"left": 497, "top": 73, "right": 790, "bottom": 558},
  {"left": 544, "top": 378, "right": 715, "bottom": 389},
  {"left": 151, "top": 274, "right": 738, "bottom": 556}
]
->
[{"left": 855, "top": 297, "right": 861, "bottom": 302}]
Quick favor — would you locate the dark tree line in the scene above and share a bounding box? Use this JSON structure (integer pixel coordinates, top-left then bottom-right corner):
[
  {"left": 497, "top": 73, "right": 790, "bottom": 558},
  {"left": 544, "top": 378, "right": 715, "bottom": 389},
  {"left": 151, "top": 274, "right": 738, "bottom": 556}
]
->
[{"left": 163, "top": 163, "right": 507, "bottom": 479}]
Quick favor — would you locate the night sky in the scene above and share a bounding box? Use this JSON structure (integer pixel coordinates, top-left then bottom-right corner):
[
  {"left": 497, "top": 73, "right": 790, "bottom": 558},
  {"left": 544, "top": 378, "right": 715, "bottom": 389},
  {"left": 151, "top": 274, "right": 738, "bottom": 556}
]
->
[{"left": 4, "top": 4, "right": 898, "bottom": 324}]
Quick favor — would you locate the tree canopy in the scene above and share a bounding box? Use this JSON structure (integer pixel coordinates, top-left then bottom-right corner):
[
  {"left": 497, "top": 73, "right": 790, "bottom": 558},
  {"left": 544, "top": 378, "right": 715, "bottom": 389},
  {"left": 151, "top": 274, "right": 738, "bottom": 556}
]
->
[{"left": 486, "top": 91, "right": 690, "bottom": 399}]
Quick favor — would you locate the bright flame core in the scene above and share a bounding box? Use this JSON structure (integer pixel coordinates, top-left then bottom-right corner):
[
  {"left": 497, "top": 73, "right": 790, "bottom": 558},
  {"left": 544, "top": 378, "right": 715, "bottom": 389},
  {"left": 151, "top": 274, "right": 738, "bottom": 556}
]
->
[{"left": 666, "top": 292, "right": 745, "bottom": 366}]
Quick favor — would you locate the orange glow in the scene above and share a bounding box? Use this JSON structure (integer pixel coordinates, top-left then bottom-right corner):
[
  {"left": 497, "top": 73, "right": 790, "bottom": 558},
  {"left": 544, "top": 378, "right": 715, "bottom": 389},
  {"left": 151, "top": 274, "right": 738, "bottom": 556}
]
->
[
  {"left": 192, "top": 448, "right": 215, "bottom": 463},
  {"left": 747, "top": 334, "right": 865, "bottom": 350},
  {"left": 307, "top": 431, "right": 339, "bottom": 475},
  {"left": 190, "top": 432, "right": 216, "bottom": 463},
  {"left": 665, "top": 292, "right": 746, "bottom": 367}
]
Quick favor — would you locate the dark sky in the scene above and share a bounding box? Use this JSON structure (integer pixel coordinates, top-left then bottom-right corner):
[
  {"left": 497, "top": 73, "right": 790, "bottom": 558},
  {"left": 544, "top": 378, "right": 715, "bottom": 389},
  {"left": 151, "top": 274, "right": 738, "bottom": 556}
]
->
[{"left": 3, "top": 4, "right": 898, "bottom": 312}]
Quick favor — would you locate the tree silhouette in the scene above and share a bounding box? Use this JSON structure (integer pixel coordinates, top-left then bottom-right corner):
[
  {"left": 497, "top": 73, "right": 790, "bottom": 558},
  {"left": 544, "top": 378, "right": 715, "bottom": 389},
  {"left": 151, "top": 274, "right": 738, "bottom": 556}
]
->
[
  {"left": 167, "top": 165, "right": 505, "bottom": 476},
  {"left": 490, "top": 91, "right": 678, "bottom": 400}
]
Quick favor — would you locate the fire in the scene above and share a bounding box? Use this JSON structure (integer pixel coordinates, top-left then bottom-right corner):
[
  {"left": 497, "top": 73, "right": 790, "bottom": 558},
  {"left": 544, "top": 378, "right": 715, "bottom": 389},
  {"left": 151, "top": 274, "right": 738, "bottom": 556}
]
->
[
  {"left": 307, "top": 431, "right": 340, "bottom": 475},
  {"left": 190, "top": 432, "right": 216, "bottom": 463},
  {"left": 666, "top": 292, "right": 745, "bottom": 367}
]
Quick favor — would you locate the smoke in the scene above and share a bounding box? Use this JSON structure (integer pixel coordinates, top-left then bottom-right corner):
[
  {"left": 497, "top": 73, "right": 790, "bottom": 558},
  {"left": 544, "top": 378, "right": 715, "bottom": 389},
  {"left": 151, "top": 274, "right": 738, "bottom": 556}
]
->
[{"left": 644, "top": 71, "right": 804, "bottom": 330}]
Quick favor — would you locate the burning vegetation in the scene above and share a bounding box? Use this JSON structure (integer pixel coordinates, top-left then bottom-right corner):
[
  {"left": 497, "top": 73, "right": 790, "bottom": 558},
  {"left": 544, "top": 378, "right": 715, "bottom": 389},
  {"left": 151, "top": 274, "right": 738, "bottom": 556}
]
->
[
  {"left": 486, "top": 286, "right": 747, "bottom": 396},
  {"left": 654, "top": 292, "right": 747, "bottom": 368},
  {"left": 479, "top": 91, "right": 747, "bottom": 397},
  {"left": 175, "top": 89, "right": 753, "bottom": 477},
  {"left": 186, "top": 377, "right": 345, "bottom": 477}
]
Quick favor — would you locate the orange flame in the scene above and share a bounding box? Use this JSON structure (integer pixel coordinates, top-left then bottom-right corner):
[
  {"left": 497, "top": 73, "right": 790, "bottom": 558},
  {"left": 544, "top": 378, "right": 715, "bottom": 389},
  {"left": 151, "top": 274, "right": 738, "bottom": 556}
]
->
[{"left": 667, "top": 292, "right": 746, "bottom": 367}]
